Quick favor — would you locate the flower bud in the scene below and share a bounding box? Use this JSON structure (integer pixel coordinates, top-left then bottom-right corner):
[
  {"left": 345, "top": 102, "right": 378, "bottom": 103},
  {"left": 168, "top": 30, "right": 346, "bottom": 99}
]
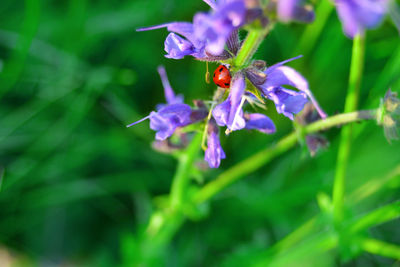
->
[{"left": 378, "top": 89, "right": 400, "bottom": 143}]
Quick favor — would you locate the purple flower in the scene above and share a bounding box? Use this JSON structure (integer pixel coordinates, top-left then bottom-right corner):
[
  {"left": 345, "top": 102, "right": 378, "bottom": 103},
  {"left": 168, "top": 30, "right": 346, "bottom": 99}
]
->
[
  {"left": 277, "top": 0, "right": 315, "bottom": 23},
  {"left": 244, "top": 113, "right": 276, "bottom": 134},
  {"left": 138, "top": 23, "right": 206, "bottom": 59},
  {"left": 137, "top": 0, "right": 250, "bottom": 59},
  {"left": 127, "top": 66, "right": 204, "bottom": 141},
  {"left": 212, "top": 72, "right": 246, "bottom": 132},
  {"left": 255, "top": 56, "right": 327, "bottom": 120},
  {"left": 148, "top": 104, "right": 192, "bottom": 140},
  {"left": 204, "top": 118, "right": 226, "bottom": 168},
  {"left": 334, "top": 0, "right": 390, "bottom": 38},
  {"left": 266, "top": 87, "right": 308, "bottom": 120},
  {"left": 194, "top": 0, "right": 246, "bottom": 55}
]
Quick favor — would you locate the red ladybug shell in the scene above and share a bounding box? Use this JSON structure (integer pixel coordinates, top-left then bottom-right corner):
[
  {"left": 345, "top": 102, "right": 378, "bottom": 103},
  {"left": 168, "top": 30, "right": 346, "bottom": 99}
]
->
[{"left": 213, "top": 65, "right": 231, "bottom": 88}]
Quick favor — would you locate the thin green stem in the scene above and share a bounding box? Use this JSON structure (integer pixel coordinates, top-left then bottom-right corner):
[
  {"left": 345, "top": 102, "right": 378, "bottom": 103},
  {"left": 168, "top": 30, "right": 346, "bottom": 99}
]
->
[
  {"left": 193, "top": 109, "right": 376, "bottom": 204},
  {"left": 359, "top": 237, "right": 400, "bottom": 260},
  {"left": 170, "top": 132, "right": 202, "bottom": 209},
  {"left": 234, "top": 26, "right": 271, "bottom": 68},
  {"left": 140, "top": 109, "right": 377, "bottom": 263},
  {"left": 333, "top": 34, "right": 365, "bottom": 225},
  {"left": 349, "top": 200, "right": 400, "bottom": 234}
]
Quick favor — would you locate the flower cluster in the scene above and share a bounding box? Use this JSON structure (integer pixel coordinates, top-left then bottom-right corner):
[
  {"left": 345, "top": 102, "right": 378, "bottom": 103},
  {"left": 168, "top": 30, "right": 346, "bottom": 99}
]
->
[
  {"left": 129, "top": 0, "right": 328, "bottom": 168},
  {"left": 129, "top": 0, "right": 399, "bottom": 168}
]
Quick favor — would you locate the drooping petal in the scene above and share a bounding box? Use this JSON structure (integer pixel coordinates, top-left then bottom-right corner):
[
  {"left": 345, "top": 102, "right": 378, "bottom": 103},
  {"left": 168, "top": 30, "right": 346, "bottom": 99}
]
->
[
  {"left": 204, "top": 118, "right": 226, "bottom": 168},
  {"left": 267, "top": 87, "right": 308, "bottom": 120},
  {"left": 157, "top": 66, "right": 184, "bottom": 104},
  {"left": 227, "top": 72, "right": 246, "bottom": 131},
  {"left": 244, "top": 113, "right": 276, "bottom": 134},
  {"left": 263, "top": 65, "right": 326, "bottom": 118},
  {"left": 212, "top": 99, "right": 230, "bottom": 126}
]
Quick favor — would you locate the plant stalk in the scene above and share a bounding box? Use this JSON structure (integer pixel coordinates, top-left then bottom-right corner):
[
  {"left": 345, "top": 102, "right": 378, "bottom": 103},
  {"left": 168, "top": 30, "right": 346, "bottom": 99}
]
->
[{"left": 332, "top": 34, "right": 365, "bottom": 225}]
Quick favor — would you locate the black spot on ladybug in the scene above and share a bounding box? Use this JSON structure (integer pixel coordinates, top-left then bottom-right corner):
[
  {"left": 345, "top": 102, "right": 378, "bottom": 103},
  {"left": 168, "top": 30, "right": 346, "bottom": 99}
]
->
[
  {"left": 224, "top": 83, "right": 229, "bottom": 86},
  {"left": 213, "top": 73, "right": 215, "bottom": 77},
  {"left": 219, "top": 67, "right": 223, "bottom": 73}
]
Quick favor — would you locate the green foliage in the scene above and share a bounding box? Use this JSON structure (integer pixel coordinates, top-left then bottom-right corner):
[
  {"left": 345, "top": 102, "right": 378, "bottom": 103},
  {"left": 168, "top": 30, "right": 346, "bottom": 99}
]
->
[{"left": 0, "top": 0, "right": 399, "bottom": 266}]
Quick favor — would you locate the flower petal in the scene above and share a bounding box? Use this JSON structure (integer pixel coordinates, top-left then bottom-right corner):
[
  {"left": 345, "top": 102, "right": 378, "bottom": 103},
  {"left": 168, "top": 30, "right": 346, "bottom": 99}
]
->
[
  {"left": 193, "top": 0, "right": 246, "bottom": 55},
  {"left": 204, "top": 119, "right": 226, "bottom": 168},
  {"left": 262, "top": 64, "right": 326, "bottom": 118},
  {"left": 227, "top": 72, "right": 246, "bottom": 131},
  {"left": 244, "top": 113, "right": 276, "bottom": 134},
  {"left": 213, "top": 99, "right": 230, "bottom": 126},
  {"left": 157, "top": 65, "right": 183, "bottom": 104},
  {"left": 267, "top": 87, "right": 308, "bottom": 120},
  {"left": 150, "top": 104, "right": 192, "bottom": 140},
  {"left": 164, "top": 33, "right": 196, "bottom": 59}
]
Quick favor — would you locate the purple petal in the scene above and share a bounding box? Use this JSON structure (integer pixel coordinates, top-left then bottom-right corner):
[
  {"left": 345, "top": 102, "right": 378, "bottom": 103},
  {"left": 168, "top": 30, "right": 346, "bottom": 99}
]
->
[
  {"left": 262, "top": 61, "right": 326, "bottom": 119},
  {"left": 126, "top": 115, "right": 151, "bottom": 127},
  {"left": 193, "top": 0, "right": 246, "bottom": 55},
  {"left": 149, "top": 111, "right": 177, "bottom": 140},
  {"left": 157, "top": 104, "right": 192, "bottom": 125},
  {"left": 164, "top": 33, "right": 196, "bottom": 59},
  {"left": 244, "top": 113, "right": 276, "bottom": 134},
  {"left": 227, "top": 72, "right": 246, "bottom": 131},
  {"left": 138, "top": 22, "right": 203, "bottom": 49},
  {"left": 265, "top": 55, "right": 303, "bottom": 75},
  {"left": 204, "top": 119, "right": 226, "bottom": 168},
  {"left": 202, "top": 0, "right": 218, "bottom": 10},
  {"left": 212, "top": 99, "right": 230, "bottom": 127},
  {"left": 212, "top": 72, "right": 247, "bottom": 131},
  {"left": 267, "top": 87, "right": 308, "bottom": 120},
  {"left": 150, "top": 104, "right": 192, "bottom": 140},
  {"left": 157, "top": 65, "right": 183, "bottom": 104}
]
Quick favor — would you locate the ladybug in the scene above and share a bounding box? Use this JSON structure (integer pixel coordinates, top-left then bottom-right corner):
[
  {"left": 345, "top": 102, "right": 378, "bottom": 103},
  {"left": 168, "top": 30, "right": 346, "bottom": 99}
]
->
[{"left": 213, "top": 65, "right": 231, "bottom": 88}]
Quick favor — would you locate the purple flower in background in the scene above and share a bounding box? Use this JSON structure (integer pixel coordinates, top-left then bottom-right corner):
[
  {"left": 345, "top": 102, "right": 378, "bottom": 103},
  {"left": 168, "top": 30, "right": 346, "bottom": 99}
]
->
[
  {"left": 244, "top": 113, "right": 276, "bottom": 134},
  {"left": 127, "top": 66, "right": 201, "bottom": 140},
  {"left": 205, "top": 118, "right": 226, "bottom": 168},
  {"left": 254, "top": 56, "right": 327, "bottom": 120},
  {"left": 277, "top": 0, "right": 315, "bottom": 23},
  {"left": 213, "top": 72, "right": 246, "bottom": 132},
  {"left": 334, "top": 0, "right": 391, "bottom": 38}
]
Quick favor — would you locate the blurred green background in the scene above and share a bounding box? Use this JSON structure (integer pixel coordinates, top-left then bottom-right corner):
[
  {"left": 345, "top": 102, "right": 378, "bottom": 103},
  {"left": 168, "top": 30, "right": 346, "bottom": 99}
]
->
[{"left": 0, "top": 0, "right": 399, "bottom": 266}]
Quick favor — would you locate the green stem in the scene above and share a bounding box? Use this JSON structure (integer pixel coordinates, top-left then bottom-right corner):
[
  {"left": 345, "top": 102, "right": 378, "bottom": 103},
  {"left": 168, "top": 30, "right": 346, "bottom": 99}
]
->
[
  {"left": 349, "top": 200, "right": 400, "bottom": 234},
  {"left": 359, "top": 237, "right": 400, "bottom": 260},
  {"left": 170, "top": 132, "right": 202, "bottom": 209},
  {"left": 234, "top": 26, "right": 271, "bottom": 68},
  {"left": 333, "top": 34, "right": 365, "bottom": 225},
  {"left": 193, "top": 109, "right": 376, "bottom": 204}
]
